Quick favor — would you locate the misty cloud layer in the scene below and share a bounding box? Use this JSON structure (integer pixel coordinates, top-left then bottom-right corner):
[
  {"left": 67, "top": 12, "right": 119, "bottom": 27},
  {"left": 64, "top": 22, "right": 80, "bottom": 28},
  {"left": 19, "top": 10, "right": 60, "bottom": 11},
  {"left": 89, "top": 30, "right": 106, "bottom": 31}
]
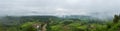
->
[{"left": 0, "top": 0, "right": 120, "bottom": 17}]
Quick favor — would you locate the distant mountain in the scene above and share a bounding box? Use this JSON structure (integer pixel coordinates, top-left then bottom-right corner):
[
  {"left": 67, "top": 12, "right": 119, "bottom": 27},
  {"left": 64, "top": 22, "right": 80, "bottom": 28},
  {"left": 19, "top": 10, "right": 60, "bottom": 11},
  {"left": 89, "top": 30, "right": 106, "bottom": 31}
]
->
[
  {"left": 0, "top": 16, "right": 60, "bottom": 26},
  {"left": 61, "top": 15, "right": 113, "bottom": 20},
  {"left": 63, "top": 15, "right": 92, "bottom": 19},
  {"left": 0, "top": 15, "right": 113, "bottom": 26},
  {"left": 59, "top": 15, "right": 113, "bottom": 24}
]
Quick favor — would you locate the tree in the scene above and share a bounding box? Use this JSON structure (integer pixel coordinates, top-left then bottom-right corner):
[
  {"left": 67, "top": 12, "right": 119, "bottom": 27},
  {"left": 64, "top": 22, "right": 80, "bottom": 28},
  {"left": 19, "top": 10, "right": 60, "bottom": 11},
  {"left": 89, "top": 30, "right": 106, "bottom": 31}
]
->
[{"left": 113, "top": 15, "right": 120, "bottom": 23}]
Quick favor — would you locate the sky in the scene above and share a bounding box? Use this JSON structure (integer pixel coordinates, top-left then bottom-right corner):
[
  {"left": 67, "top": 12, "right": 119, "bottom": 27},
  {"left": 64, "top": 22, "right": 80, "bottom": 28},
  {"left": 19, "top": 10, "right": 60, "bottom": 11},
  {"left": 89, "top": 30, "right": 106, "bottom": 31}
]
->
[{"left": 0, "top": 0, "right": 120, "bottom": 17}]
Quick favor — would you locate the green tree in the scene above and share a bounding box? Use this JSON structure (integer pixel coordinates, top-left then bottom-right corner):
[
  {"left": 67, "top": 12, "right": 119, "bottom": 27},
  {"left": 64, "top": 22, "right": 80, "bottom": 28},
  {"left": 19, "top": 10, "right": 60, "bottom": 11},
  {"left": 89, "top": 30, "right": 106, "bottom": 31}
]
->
[{"left": 113, "top": 15, "right": 120, "bottom": 23}]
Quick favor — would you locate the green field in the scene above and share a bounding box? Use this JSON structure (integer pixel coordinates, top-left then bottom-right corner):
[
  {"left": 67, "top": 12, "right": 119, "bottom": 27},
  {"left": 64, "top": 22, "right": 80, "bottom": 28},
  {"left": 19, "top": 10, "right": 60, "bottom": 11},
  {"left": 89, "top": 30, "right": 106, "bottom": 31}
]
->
[{"left": 0, "top": 15, "right": 120, "bottom": 31}]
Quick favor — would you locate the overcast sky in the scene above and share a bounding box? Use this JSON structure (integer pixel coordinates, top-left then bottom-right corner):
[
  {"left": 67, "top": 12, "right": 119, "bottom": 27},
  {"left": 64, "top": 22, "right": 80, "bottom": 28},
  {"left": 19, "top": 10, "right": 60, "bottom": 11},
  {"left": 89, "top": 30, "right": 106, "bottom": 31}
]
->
[{"left": 0, "top": 0, "right": 120, "bottom": 17}]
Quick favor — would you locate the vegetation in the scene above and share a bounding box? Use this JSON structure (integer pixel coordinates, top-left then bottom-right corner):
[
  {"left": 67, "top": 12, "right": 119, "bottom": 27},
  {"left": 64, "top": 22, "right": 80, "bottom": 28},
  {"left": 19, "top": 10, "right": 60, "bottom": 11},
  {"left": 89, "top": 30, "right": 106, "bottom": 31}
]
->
[{"left": 0, "top": 15, "right": 120, "bottom": 31}]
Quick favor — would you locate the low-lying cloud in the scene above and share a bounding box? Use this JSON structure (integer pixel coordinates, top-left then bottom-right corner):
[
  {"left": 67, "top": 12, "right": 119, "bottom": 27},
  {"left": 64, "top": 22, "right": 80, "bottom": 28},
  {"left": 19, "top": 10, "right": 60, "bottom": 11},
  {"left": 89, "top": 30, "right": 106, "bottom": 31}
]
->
[{"left": 0, "top": 0, "right": 120, "bottom": 17}]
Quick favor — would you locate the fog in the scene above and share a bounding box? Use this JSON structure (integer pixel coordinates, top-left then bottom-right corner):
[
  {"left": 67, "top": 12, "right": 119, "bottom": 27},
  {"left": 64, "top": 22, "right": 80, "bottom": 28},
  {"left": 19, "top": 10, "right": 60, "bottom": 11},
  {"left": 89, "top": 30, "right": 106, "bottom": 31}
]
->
[{"left": 0, "top": 0, "right": 120, "bottom": 17}]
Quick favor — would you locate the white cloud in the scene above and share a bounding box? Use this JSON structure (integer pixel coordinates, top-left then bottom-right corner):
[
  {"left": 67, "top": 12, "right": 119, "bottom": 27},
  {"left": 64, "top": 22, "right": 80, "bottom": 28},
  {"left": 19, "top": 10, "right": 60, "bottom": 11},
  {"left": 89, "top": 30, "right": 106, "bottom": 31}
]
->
[{"left": 0, "top": 0, "right": 119, "bottom": 16}]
